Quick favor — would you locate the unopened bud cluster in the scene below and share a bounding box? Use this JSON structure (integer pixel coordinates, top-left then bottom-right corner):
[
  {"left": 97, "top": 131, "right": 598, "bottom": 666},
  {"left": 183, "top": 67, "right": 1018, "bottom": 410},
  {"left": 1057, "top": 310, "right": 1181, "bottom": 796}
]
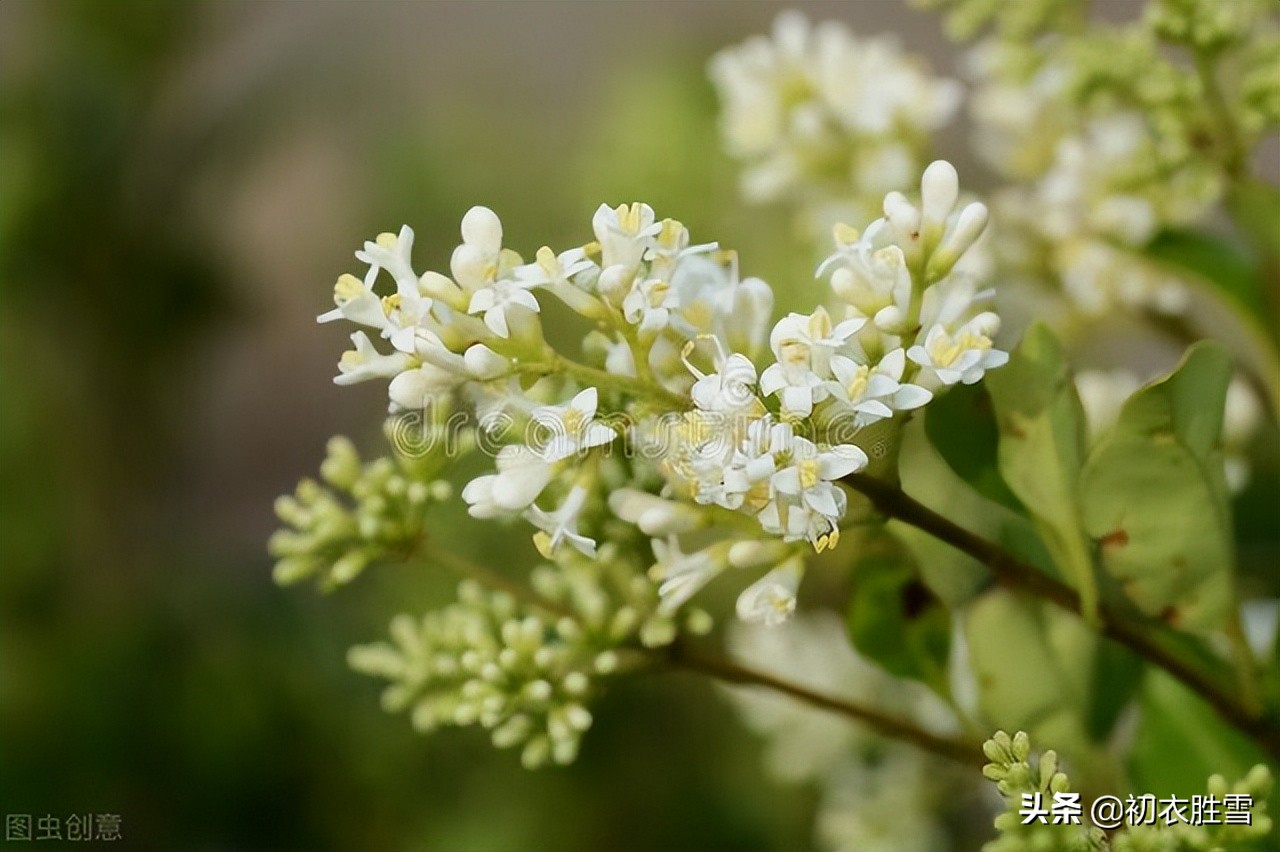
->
[
  {"left": 348, "top": 544, "right": 711, "bottom": 770},
  {"left": 269, "top": 436, "right": 448, "bottom": 589}
]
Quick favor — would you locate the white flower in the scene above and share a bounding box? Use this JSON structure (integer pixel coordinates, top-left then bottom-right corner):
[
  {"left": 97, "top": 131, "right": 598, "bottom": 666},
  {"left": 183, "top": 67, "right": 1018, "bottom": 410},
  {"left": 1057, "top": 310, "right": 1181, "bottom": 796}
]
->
[
  {"left": 760, "top": 308, "right": 864, "bottom": 417},
  {"left": 907, "top": 316, "right": 1008, "bottom": 387},
  {"left": 387, "top": 363, "right": 465, "bottom": 412},
  {"left": 622, "top": 275, "right": 679, "bottom": 333},
  {"left": 686, "top": 341, "right": 762, "bottom": 415},
  {"left": 736, "top": 556, "right": 804, "bottom": 627},
  {"left": 334, "top": 331, "right": 412, "bottom": 386},
  {"left": 515, "top": 246, "right": 595, "bottom": 289},
  {"left": 827, "top": 348, "right": 931, "bottom": 428},
  {"left": 717, "top": 416, "right": 791, "bottom": 510},
  {"left": 821, "top": 226, "right": 913, "bottom": 333},
  {"left": 772, "top": 436, "right": 866, "bottom": 520},
  {"left": 530, "top": 388, "right": 617, "bottom": 463},
  {"left": 651, "top": 538, "right": 729, "bottom": 614},
  {"left": 463, "top": 344, "right": 512, "bottom": 380},
  {"left": 318, "top": 269, "right": 388, "bottom": 329},
  {"left": 758, "top": 498, "right": 843, "bottom": 551},
  {"left": 708, "top": 12, "right": 960, "bottom": 204},
  {"left": 592, "top": 202, "right": 661, "bottom": 271},
  {"left": 527, "top": 485, "right": 596, "bottom": 558},
  {"left": 451, "top": 206, "right": 520, "bottom": 294},
  {"left": 468, "top": 277, "right": 541, "bottom": 338},
  {"left": 461, "top": 445, "right": 555, "bottom": 517},
  {"left": 667, "top": 254, "right": 774, "bottom": 359},
  {"left": 355, "top": 225, "right": 419, "bottom": 296}
]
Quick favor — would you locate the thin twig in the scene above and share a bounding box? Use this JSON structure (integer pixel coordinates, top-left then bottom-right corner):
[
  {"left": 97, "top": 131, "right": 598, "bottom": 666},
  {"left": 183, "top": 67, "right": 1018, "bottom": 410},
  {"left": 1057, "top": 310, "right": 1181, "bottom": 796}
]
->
[
  {"left": 667, "top": 642, "right": 985, "bottom": 768},
  {"left": 843, "top": 472, "right": 1280, "bottom": 762}
]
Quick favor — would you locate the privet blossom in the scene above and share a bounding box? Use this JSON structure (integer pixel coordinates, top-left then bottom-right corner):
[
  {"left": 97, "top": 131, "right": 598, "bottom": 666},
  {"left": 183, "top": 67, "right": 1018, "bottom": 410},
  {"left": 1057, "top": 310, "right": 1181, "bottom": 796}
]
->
[{"left": 313, "top": 160, "right": 1004, "bottom": 627}]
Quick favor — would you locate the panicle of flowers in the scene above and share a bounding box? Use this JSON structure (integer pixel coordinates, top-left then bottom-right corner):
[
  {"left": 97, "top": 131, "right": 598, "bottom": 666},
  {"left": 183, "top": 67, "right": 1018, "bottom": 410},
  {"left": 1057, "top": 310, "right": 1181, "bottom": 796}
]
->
[
  {"left": 708, "top": 10, "right": 961, "bottom": 224},
  {"left": 269, "top": 436, "right": 450, "bottom": 589},
  {"left": 311, "top": 160, "right": 1000, "bottom": 631},
  {"left": 962, "top": 1, "right": 1279, "bottom": 317},
  {"left": 348, "top": 545, "right": 711, "bottom": 770}
]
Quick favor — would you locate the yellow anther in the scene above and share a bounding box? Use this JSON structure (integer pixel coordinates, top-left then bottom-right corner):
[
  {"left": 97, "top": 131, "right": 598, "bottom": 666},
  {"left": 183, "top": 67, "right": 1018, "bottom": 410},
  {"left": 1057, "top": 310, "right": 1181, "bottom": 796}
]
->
[
  {"left": 807, "top": 307, "right": 832, "bottom": 341},
  {"left": 833, "top": 222, "right": 860, "bottom": 246},
  {"left": 533, "top": 531, "right": 554, "bottom": 560},
  {"left": 845, "top": 364, "right": 870, "bottom": 400},
  {"left": 334, "top": 273, "right": 364, "bottom": 304},
  {"left": 798, "top": 458, "right": 820, "bottom": 490},
  {"left": 376, "top": 232, "right": 398, "bottom": 249}
]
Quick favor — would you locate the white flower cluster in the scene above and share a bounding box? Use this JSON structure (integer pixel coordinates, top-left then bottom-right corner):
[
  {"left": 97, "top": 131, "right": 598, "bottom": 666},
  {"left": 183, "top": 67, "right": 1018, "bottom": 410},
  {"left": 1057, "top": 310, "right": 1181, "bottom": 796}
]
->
[
  {"left": 709, "top": 11, "right": 961, "bottom": 215},
  {"left": 962, "top": 0, "right": 1278, "bottom": 318},
  {"left": 316, "top": 161, "right": 1000, "bottom": 625}
]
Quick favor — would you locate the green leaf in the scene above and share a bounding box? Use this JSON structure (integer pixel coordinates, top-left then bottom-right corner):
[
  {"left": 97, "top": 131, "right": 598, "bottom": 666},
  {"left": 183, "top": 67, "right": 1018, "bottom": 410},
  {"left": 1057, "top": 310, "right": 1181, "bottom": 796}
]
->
[
  {"left": 922, "top": 381, "right": 1022, "bottom": 512},
  {"left": 986, "top": 324, "right": 1100, "bottom": 622},
  {"left": 1146, "top": 228, "right": 1266, "bottom": 321},
  {"left": 1226, "top": 179, "right": 1280, "bottom": 281},
  {"left": 1129, "top": 668, "right": 1272, "bottom": 802},
  {"left": 965, "top": 589, "right": 1115, "bottom": 782},
  {"left": 894, "top": 419, "right": 1055, "bottom": 608},
  {"left": 846, "top": 543, "right": 951, "bottom": 696},
  {"left": 1078, "top": 343, "right": 1237, "bottom": 633}
]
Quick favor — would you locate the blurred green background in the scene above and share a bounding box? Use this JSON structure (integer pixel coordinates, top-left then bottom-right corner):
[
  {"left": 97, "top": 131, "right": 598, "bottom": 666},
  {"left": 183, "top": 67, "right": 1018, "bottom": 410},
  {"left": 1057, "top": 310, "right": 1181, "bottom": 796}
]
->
[{"left": 0, "top": 2, "right": 965, "bottom": 849}]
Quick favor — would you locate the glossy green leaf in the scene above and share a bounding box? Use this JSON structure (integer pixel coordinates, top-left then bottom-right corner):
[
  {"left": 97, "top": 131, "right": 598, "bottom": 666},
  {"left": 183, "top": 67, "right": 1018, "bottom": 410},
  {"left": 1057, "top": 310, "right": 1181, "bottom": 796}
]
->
[
  {"left": 846, "top": 545, "right": 951, "bottom": 696},
  {"left": 922, "top": 381, "right": 1022, "bottom": 512},
  {"left": 1078, "top": 343, "right": 1237, "bottom": 632},
  {"left": 986, "top": 323, "right": 1100, "bottom": 621}
]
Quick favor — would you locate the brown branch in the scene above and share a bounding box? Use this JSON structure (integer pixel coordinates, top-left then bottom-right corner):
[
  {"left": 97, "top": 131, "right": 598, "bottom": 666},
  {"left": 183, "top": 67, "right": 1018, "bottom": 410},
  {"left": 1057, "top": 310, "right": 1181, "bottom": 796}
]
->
[
  {"left": 668, "top": 642, "right": 985, "bottom": 768},
  {"left": 843, "top": 472, "right": 1280, "bottom": 762}
]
